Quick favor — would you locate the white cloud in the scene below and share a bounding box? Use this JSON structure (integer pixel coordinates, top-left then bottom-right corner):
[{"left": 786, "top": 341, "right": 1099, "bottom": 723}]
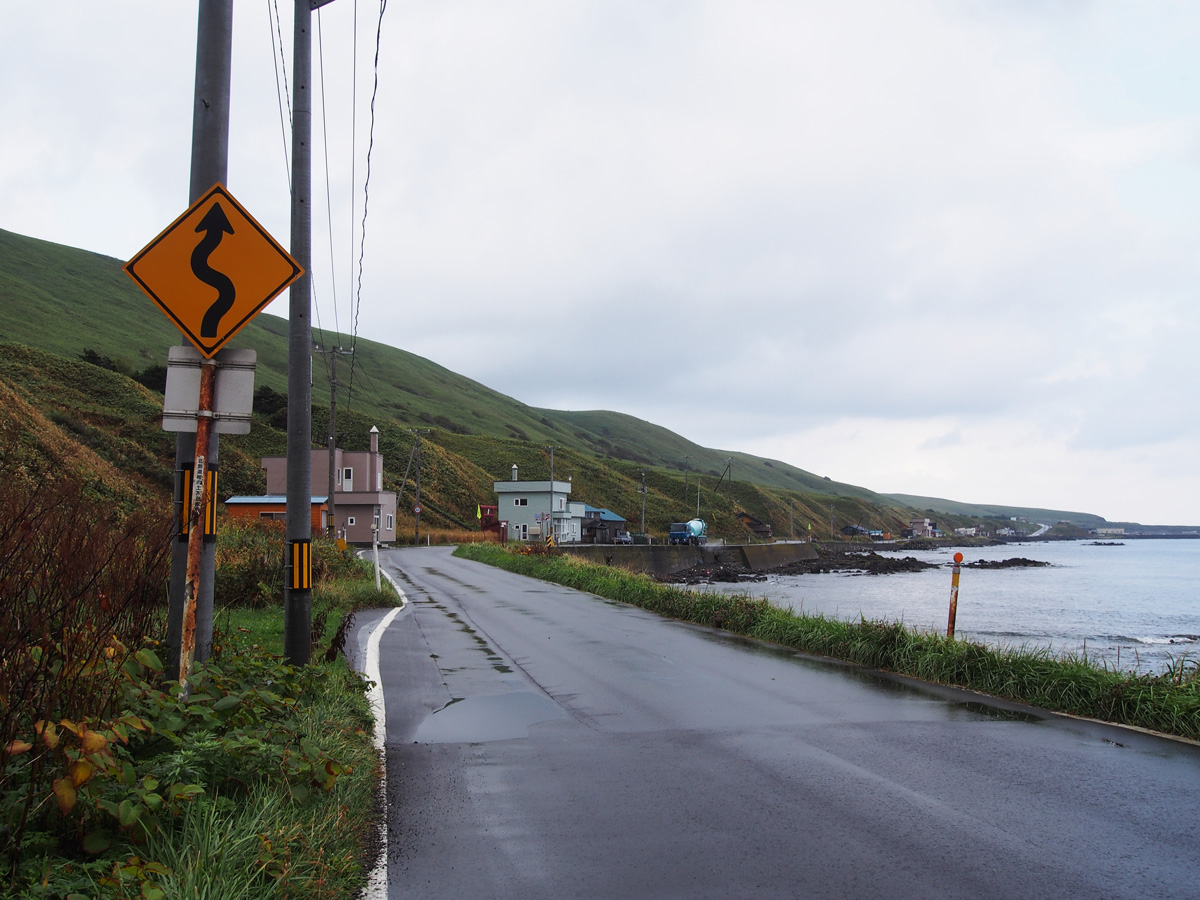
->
[{"left": 3, "top": 1, "right": 1199, "bottom": 523}]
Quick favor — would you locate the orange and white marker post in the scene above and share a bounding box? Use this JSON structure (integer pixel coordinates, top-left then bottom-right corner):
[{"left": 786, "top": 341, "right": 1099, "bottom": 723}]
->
[
  {"left": 947, "top": 552, "right": 964, "bottom": 639},
  {"left": 181, "top": 360, "right": 217, "bottom": 688}
]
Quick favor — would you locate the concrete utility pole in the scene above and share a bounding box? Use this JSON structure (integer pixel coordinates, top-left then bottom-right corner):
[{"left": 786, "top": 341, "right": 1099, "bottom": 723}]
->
[
  {"left": 411, "top": 429, "right": 430, "bottom": 543},
  {"left": 683, "top": 455, "right": 689, "bottom": 504},
  {"left": 640, "top": 471, "right": 647, "bottom": 535},
  {"left": 548, "top": 446, "right": 555, "bottom": 543},
  {"left": 166, "top": 0, "right": 233, "bottom": 679},
  {"left": 415, "top": 433, "right": 422, "bottom": 543},
  {"left": 284, "top": 0, "right": 315, "bottom": 665}
]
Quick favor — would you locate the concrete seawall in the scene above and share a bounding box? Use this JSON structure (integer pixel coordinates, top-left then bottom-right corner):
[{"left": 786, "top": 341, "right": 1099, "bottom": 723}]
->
[{"left": 563, "top": 542, "right": 817, "bottom": 577}]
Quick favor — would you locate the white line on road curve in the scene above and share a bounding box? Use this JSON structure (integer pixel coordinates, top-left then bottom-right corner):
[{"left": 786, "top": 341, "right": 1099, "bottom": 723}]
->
[{"left": 362, "top": 562, "right": 405, "bottom": 900}]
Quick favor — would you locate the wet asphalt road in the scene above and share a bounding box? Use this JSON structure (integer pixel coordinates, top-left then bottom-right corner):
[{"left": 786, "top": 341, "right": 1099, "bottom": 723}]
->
[{"left": 349, "top": 547, "right": 1200, "bottom": 899}]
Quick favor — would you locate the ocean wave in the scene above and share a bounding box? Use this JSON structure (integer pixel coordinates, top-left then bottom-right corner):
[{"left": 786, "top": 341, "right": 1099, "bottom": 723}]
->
[
  {"left": 1117, "top": 634, "right": 1200, "bottom": 646},
  {"left": 970, "top": 630, "right": 1200, "bottom": 649}
]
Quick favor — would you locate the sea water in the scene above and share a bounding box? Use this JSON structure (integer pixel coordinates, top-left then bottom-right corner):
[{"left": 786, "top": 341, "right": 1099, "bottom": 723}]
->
[{"left": 710, "top": 539, "right": 1200, "bottom": 675}]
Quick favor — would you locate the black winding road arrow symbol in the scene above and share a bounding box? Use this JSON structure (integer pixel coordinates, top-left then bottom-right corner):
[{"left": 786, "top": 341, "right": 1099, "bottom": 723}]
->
[{"left": 192, "top": 203, "right": 236, "bottom": 338}]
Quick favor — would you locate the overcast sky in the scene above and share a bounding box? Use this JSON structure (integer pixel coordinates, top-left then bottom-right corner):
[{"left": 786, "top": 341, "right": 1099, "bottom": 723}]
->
[{"left": 4, "top": 2, "right": 1199, "bottom": 524}]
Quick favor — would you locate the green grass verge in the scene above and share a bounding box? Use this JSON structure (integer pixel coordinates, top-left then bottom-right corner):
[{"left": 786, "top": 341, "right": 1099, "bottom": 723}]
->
[
  {"left": 137, "top": 659, "right": 381, "bottom": 900},
  {"left": 454, "top": 544, "right": 1200, "bottom": 741}
]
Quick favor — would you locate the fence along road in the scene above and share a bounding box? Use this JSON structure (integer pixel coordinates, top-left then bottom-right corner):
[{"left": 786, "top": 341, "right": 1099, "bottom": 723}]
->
[{"left": 348, "top": 546, "right": 1200, "bottom": 900}]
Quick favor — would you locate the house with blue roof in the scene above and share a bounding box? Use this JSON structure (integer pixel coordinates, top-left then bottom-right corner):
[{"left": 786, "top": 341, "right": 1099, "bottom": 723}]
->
[{"left": 582, "top": 505, "right": 629, "bottom": 544}]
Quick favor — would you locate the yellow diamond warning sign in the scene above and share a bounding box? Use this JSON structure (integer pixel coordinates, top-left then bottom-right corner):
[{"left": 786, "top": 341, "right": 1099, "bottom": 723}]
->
[{"left": 124, "top": 184, "right": 302, "bottom": 358}]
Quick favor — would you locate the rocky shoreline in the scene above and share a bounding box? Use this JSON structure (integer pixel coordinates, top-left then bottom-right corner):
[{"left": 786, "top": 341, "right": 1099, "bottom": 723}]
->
[
  {"left": 655, "top": 546, "right": 1051, "bottom": 585},
  {"left": 963, "top": 557, "right": 1052, "bottom": 569}
]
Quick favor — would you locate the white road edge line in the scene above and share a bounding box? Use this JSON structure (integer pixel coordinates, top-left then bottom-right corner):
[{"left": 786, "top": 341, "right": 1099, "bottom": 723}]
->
[{"left": 362, "top": 564, "right": 406, "bottom": 900}]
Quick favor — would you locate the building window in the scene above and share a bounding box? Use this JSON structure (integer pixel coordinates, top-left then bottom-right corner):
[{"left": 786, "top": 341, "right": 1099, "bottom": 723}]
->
[
  {"left": 347, "top": 516, "right": 356, "bottom": 526},
  {"left": 386, "top": 514, "right": 394, "bottom": 531},
  {"left": 343, "top": 467, "right": 353, "bottom": 492},
  {"left": 514, "top": 498, "right": 528, "bottom": 506}
]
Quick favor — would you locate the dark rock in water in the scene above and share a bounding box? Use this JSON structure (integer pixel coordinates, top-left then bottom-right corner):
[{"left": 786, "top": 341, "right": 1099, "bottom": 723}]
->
[
  {"left": 963, "top": 557, "right": 1051, "bottom": 569},
  {"left": 654, "top": 548, "right": 939, "bottom": 584},
  {"left": 656, "top": 564, "right": 767, "bottom": 585},
  {"left": 1087, "top": 541, "right": 1124, "bottom": 546}
]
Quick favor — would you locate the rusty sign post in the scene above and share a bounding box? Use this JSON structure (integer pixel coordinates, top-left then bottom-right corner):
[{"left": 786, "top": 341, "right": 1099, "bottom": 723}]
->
[
  {"left": 947, "top": 551, "right": 964, "bottom": 639},
  {"left": 125, "top": 186, "right": 301, "bottom": 685},
  {"left": 179, "top": 361, "right": 216, "bottom": 683}
]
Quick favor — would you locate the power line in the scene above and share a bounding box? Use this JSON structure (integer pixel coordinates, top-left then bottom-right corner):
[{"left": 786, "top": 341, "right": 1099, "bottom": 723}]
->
[
  {"left": 347, "top": 0, "right": 388, "bottom": 410},
  {"left": 315, "top": 9, "right": 342, "bottom": 341},
  {"left": 268, "top": 0, "right": 292, "bottom": 186},
  {"left": 349, "top": 0, "right": 359, "bottom": 358}
]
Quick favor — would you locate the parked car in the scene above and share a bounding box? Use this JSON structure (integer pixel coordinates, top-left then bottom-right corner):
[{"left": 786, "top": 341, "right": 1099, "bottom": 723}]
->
[{"left": 614, "top": 530, "right": 633, "bottom": 544}]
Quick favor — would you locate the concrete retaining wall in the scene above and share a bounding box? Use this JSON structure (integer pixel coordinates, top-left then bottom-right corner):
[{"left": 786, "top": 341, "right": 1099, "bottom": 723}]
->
[
  {"left": 740, "top": 542, "right": 818, "bottom": 569},
  {"left": 564, "top": 545, "right": 706, "bottom": 578},
  {"left": 563, "top": 541, "right": 817, "bottom": 576}
]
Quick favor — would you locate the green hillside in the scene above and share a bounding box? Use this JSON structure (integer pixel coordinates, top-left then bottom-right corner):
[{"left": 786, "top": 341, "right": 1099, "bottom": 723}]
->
[
  {"left": 0, "top": 225, "right": 1114, "bottom": 537},
  {"left": 881, "top": 494, "right": 1106, "bottom": 529},
  {"left": 0, "top": 227, "right": 888, "bottom": 496}
]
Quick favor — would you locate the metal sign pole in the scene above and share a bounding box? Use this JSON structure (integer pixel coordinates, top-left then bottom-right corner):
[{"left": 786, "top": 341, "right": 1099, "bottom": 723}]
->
[{"left": 168, "top": 0, "right": 232, "bottom": 680}]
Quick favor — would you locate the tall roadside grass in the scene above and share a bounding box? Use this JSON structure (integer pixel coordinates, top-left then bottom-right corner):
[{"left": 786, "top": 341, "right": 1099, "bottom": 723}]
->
[
  {"left": 455, "top": 544, "right": 1200, "bottom": 741},
  {"left": 214, "top": 516, "right": 399, "bottom": 657},
  {"left": 394, "top": 526, "right": 502, "bottom": 546}
]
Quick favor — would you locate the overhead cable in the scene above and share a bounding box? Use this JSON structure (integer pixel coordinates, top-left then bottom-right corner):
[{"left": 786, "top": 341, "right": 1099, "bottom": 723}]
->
[{"left": 347, "top": 0, "right": 388, "bottom": 411}]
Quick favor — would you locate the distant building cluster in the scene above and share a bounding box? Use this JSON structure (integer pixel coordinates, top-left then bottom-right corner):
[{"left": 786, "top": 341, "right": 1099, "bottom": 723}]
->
[{"left": 493, "top": 465, "right": 628, "bottom": 544}]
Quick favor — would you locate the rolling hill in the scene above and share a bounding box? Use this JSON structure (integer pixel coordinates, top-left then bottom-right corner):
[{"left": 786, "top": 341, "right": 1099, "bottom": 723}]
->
[{"left": 0, "top": 225, "right": 1117, "bottom": 536}]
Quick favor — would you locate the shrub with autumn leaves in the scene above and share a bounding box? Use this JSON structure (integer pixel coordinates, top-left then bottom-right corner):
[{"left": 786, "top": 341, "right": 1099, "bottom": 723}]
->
[{"left": 0, "top": 428, "right": 364, "bottom": 897}]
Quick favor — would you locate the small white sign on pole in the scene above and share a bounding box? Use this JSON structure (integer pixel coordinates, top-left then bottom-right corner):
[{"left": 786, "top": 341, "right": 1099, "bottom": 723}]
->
[{"left": 162, "top": 345, "right": 257, "bottom": 435}]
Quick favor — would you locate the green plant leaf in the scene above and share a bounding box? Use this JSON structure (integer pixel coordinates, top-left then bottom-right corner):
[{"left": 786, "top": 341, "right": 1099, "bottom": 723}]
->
[
  {"left": 118, "top": 798, "right": 143, "bottom": 827},
  {"left": 134, "top": 648, "right": 163, "bottom": 673},
  {"left": 82, "top": 829, "right": 114, "bottom": 855}
]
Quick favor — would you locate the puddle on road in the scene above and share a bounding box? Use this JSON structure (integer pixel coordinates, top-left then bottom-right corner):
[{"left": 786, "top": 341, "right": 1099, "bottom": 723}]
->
[
  {"left": 953, "top": 701, "right": 1044, "bottom": 724},
  {"left": 413, "top": 692, "right": 565, "bottom": 744}
]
